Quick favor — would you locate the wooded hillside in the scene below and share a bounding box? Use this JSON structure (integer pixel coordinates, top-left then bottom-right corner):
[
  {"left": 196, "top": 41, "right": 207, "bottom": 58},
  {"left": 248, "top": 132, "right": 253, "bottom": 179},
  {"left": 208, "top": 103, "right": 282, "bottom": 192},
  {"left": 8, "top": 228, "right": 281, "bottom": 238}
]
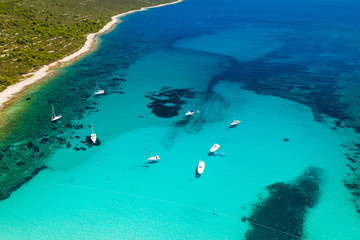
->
[{"left": 0, "top": 0, "right": 174, "bottom": 91}]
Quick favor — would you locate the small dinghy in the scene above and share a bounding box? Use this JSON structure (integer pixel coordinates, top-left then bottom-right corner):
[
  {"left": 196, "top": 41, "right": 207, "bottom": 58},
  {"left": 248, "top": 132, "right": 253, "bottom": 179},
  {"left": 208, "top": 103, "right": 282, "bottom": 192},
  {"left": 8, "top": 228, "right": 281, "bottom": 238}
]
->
[
  {"left": 51, "top": 104, "right": 62, "bottom": 122},
  {"left": 147, "top": 155, "right": 160, "bottom": 161},
  {"left": 230, "top": 120, "right": 241, "bottom": 127},
  {"left": 195, "top": 160, "right": 205, "bottom": 178},
  {"left": 210, "top": 144, "right": 220, "bottom": 153}
]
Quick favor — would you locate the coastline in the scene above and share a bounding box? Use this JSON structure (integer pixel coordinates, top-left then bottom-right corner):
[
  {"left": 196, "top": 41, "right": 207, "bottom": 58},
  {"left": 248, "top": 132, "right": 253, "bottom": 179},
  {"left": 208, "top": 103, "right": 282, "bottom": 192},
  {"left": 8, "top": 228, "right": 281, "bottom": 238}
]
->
[{"left": 0, "top": 0, "right": 183, "bottom": 109}]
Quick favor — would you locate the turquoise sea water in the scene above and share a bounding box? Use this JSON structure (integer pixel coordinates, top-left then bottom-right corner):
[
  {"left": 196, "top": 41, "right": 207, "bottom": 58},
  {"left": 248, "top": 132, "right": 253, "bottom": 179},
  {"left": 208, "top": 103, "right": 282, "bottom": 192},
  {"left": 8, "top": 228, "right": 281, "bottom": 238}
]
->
[{"left": 1, "top": 0, "right": 360, "bottom": 239}]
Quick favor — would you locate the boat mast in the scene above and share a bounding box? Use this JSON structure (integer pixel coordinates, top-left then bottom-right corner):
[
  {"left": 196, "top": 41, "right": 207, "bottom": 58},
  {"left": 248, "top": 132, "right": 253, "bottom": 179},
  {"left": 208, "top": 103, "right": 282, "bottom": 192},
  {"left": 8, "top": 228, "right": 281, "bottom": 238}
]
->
[
  {"left": 95, "top": 80, "right": 99, "bottom": 93},
  {"left": 51, "top": 104, "right": 55, "bottom": 119}
]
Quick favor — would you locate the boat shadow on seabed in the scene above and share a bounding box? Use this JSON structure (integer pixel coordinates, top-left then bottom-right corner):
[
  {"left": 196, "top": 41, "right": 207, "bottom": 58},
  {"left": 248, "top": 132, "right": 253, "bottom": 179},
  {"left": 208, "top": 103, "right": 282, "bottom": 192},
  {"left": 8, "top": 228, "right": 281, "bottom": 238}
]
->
[
  {"left": 85, "top": 136, "right": 101, "bottom": 146},
  {"left": 195, "top": 166, "right": 202, "bottom": 178}
]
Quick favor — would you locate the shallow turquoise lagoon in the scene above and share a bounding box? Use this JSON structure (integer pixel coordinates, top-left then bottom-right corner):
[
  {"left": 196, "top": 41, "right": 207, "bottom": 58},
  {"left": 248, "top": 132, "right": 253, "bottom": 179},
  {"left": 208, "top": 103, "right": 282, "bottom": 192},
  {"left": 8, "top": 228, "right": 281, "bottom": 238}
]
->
[{"left": 1, "top": 0, "right": 360, "bottom": 239}]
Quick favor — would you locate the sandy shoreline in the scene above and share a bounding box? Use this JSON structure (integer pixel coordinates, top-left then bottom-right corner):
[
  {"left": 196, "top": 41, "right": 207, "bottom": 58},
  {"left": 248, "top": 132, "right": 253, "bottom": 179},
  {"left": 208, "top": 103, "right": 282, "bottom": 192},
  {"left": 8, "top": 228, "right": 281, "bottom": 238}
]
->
[{"left": 0, "top": 0, "right": 183, "bottom": 108}]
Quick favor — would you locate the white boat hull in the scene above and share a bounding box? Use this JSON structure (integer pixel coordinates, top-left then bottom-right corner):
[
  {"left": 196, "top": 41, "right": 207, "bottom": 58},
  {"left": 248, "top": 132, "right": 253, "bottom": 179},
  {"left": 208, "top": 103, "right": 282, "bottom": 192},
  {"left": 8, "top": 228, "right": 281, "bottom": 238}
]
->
[
  {"left": 210, "top": 144, "right": 220, "bottom": 153},
  {"left": 197, "top": 161, "right": 205, "bottom": 175},
  {"left": 91, "top": 133, "right": 97, "bottom": 144},
  {"left": 185, "top": 111, "right": 194, "bottom": 116},
  {"left": 51, "top": 115, "right": 62, "bottom": 122},
  {"left": 147, "top": 155, "right": 160, "bottom": 161},
  {"left": 95, "top": 90, "right": 105, "bottom": 95},
  {"left": 230, "top": 120, "right": 240, "bottom": 126},
  {"left": 51, "top": 105, "right": 62, "bottom": 122}
]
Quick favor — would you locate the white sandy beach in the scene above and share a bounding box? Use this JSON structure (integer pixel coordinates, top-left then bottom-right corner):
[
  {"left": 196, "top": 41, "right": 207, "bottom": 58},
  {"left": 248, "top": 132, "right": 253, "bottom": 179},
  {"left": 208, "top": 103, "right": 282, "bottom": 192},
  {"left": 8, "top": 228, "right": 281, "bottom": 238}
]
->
[{"left": 0, "top": 0, "right": 183, "bottom": 108}]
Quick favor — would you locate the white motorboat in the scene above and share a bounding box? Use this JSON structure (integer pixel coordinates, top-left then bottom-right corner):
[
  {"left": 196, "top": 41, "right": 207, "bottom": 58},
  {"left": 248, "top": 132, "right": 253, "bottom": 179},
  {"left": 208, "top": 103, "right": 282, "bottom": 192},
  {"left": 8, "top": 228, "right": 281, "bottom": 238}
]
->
[
  {"left": 51, "top": 104, "right": 62, "bottom": 122},
  {"left": 230, "top": 120, "right": 241, "bottom": 127},
  {"left": 94, "top": 80, "right": 105, "bottom": 95},
  {"left": 197, "top": 161, "right": 205, "bottom": 175},
  {"left": 147, "top": 155, "right": 160, "bottom": 161},
  {"left": 210, "top": 144, "right": 220, "bottom": 153},
  {"left": 90, "top": 123, "right": 97, "bottom": 144}
]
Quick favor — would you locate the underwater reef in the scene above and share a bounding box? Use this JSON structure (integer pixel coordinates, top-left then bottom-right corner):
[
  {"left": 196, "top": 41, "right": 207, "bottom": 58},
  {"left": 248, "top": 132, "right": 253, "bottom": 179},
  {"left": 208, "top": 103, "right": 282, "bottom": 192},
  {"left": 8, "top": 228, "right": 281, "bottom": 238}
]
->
[{"left": 245, "top": 167, "right": 323, "bottom": 240}]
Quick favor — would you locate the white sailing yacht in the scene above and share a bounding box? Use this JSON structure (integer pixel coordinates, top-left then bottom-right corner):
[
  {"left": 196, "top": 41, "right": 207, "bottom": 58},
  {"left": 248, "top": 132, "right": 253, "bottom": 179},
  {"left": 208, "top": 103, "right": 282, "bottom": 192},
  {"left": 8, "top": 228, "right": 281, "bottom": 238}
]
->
[
  {"left": 94, "top": 80, "right": 105, "bottom": 95},
  {"left": 230, "top": 112, "right": 240, "bottom": 127},
  {"left": 185, "top": 104, "right": 194, "bottom": 116},
  {"left": 51, "top": 104, "right": 62, "bottom": 122},
  {"left": 90, "top": 123, "right": 97, "bottom": 144}
]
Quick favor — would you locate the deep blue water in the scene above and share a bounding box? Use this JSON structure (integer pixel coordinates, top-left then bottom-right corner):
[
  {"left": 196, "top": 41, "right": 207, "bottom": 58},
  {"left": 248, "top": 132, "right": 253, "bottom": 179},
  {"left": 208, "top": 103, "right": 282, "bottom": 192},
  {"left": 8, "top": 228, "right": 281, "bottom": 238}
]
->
[{"left": 1, "top": 0, "right": 360, "bottom": 239}]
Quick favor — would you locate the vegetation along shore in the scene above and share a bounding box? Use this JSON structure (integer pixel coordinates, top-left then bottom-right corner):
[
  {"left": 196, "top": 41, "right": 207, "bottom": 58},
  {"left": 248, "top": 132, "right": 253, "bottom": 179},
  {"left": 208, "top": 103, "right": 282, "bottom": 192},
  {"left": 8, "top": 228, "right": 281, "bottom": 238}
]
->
[{"left": 0, "top": 0, "right": 181, "bottom": 107}]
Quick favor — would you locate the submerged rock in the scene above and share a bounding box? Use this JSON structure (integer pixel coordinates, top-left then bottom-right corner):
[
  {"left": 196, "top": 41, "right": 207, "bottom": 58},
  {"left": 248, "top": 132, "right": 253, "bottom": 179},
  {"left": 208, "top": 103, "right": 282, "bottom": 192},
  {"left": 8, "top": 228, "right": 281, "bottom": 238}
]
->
[
  {"left": 27, "top": 142, "right": 33, "bottom": 149},
  {"left": 145, "top": 87, "right": 195, "bottom": 118}
]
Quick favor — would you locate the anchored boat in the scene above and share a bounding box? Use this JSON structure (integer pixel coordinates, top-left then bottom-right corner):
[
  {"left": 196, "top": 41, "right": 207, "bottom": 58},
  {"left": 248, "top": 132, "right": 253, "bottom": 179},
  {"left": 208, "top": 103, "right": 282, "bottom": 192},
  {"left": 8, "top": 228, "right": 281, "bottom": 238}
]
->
[
  {"left": 147, "top": 155, "right": 160, "bottom": 161},
  {"left": 90, "top": 123, "right": 97, "bottom": 144},
  {"left": 210, "top": 144, "right": 220, "bottom": 153},
  {"left": 230, "top": 120, "right": 241, "bottom": 127},
  {"left": 195, "top": 160, "right": 205, "bottom": 178},
  {"left": 94, "top": 80, "right": 105, "bottom": 95},
  {"left": 185, "top": 110, "right": 195, "bottom": 116},
  {"left": 51, "top": 104, "right": 62, "bottom": 122},
  {"left": 185, "top": 104, "right": 194, "bottom": 116}
]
